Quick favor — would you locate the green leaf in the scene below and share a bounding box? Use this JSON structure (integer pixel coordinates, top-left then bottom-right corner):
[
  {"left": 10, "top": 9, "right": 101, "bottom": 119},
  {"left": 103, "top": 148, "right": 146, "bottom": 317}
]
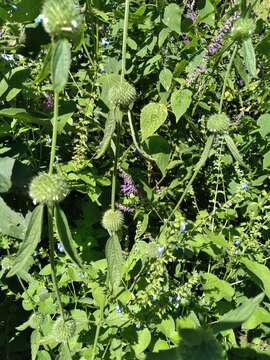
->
[
  {"left": 242, "top": 38, "right": 257, "bottom": 78},
  {"left": 0, "top": 108, "right": 50, "bottom": 127},
  {"left": 95, "top": 109, "right": 118, "bottom": 159},
  {"left": 0, "top": 157, "right": 33, "bottom": 193},
  {"left": 203, "top": 273, "right": 234, "bottom": 302},
  {"left": 105, "top": 232, "right": 123, "bottom": 290},
  {"left": 241, "top": 258, "right": 270, "bottom": 299},
  {"left": 257, "top": 113, "right": 270, "bottom": 138},
  {"left": 224, "top": 134, "right": 247, "bottom": 168},
  {"left": 163, "top": 4, "right": 182, "bottom": 34},
  {"left": 197, "top": 0, "right": 215, "bottom": 26},
  {"left": 51, "top": 39, "right": 71, "bottom": 93},
  {"left": 31, "top": 329, "right": 41, "bottom": 360},
  {"left": 7, "top": 204, "right": 44, "bottom": 277},
  {"left": 132, "top": 328, "right": 151, "bottom": 356},
  {"left": 140, "top": 103, "right": 168, "bottom": 141},
  {"left": 12, "top": 0, "right": 42, "bottom": 22},
  {"left": 0, "top": 196, "right": 29, "bottom": 240},
  {"left": 263, "top": 149, "right": 270, "bottom": 169},
  {"left": 54, "top": 205, "right": 82, "bottom": 269},
  {"left": 158, "top": 28, "right": 170, "bottom": 48},
  {"left": 211, "top": 293, "right": 265, "bottom": 334},
  {"left": 171, "top": 89, "right": 192, "bottom": 123},
  {"left": 242, "top": 307, "right": 270, "bottom": 330},
  {"left": 159, "top": 68, "right": 173, "bottom": 91},
  {"left": 144, "top": 135, "right": 171, "bottom": 175},
  {"left": 35, "top": 45, "right": 52, "bottom": 84},
  {"left": 37, "top": 351, "right": 52, "bottom": 360}
]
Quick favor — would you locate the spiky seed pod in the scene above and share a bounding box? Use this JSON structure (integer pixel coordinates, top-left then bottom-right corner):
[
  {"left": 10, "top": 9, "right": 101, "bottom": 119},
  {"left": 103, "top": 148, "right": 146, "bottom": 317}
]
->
[
  {"left": 231, "top": 18, "right": 255, "bottom": 41},
  {"left": 102, "top": 209, "right": 124, "bottom": 232},
  {"left": 41, "top": 0, "right": 82, "bottom": 37},
  {"left": 52, "top": 318, "right": 76, "bottom": 342},
  {"left": 207, "top": 113, "right": 230, "bottom": 133},
  {"left": 29, "top": 173, "right": 69, "bottom": 205},
  {"left": 108, "top": 80, "right": 136, "bottom": 110}
]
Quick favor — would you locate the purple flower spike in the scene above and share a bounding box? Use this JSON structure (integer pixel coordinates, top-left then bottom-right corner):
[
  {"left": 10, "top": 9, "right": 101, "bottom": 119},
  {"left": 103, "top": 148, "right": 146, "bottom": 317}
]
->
[
  {"left": 116, "top": 203, "right": 133, "bottom": 213},
  {"left": 118, "top": 168, "right": 138, "bottom": 196},
  {"left": 43, "top": 93, "right": 53, "bottom": 112},
  {"left": 185, "top": 0, "right": 196, "bottom": 22}
]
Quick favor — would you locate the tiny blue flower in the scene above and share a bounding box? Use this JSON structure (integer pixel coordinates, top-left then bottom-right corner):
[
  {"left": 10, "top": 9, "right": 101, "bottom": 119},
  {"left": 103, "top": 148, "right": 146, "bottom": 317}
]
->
[
  {"left": 176, "top": 294, "right": 181, "bottom": 302},
  {"left": 151, "top": 295, "right": 157, "bottom": 302},
  {"left": 47, "top": 136, "right": 52, "bottom": 145},
  {"left": 34, "top": 14, "right": 43, "bottom": 24},
  {"left": 115, "top": 304, "right": 122, "bottom": 314},
  {"left": 234, "top": 240, "right": 240, "bottom": 247},
  {"left": 179, "top": 221, "right": 187, "bottom": 233},
  {"left": 234, "top": 249, "right": 240, "bottom": 256},
  {"left": 57, "top": 242, "right": 65, "bottom": 253},
  {"left": 135, "top": 323, "right": 141, "bottom": 329},
  {"left": 101, "top": 38, "right": 110, "bottom": 48},
  {"left": 168, "top": 296, "right": 174, "bottom": 303},
  {"left": 241, "top": 183, "right": 249, "bottom": 190},
  {"left": 157, "top": 245, "right": 165, "bottom": 257},
  {"left": 175, "top": 245, "right": 180, "bottom": 251},
  {"left": 76, "top": 272, "right": 86, "bottom": 279},
  {"left": 175, "top": 303, "right": 180, "bottom": 309}
]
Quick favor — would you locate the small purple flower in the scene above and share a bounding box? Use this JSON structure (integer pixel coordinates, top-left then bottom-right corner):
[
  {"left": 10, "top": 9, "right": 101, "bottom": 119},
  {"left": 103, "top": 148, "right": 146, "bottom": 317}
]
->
[
  {"left": 116, "top": 203, "right": 133, "bottom": 213},
  {"left": 185, "top": 0, "right": 196, "bottom": 22},
  {"left": 182, "top": 32, "right": 190, "bottom": 45},
  {"left": 239, "top": 79, "right": 245, "bottom": 87},
  {"left": 57, "top": 242, "right": 65, "bottom": 253},
  {"left": 47, "top": 136, "right": 52, "bottom": 145},
  {"left": 241, "top": 183, "right": 249, "bottom": 190},
  {"left": 234, "top": 249, "right": 240, "bottom": 256},
  {"left": 42, "top": 93, "right": 53, "bottom": 112},
  {"left": 234, "top": 240, "right": 240, "bottom": 247},
  {"left": 118, "top": 168, "right": 138, "bottom": 196},
  {"left": 115, "top": 304, "right": 122, "bottom": 313},
  {"left": 157, "top": 245, "right": 165, "bottom": 257}
]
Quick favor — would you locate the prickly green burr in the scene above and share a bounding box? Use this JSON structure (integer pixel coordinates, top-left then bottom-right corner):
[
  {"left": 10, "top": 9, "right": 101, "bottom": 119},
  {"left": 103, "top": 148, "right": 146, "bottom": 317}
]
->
[
  {"left": 108, "top": 80, "right": 136, "bottom": 110},
  {"left": 29, "top": 173, "right": 69, "bottom": 205},
  {"left": 231, "top": 18, "right": 255, "bottom": 41},
  {"left": 207, "top": 113, "right": 230, "bottom": 133},
  {"left": 102, "top": 209, "right": 124, "bottom": 232},
  {"left": 41, "top": 0, "right": 82, "bottom": 37}
]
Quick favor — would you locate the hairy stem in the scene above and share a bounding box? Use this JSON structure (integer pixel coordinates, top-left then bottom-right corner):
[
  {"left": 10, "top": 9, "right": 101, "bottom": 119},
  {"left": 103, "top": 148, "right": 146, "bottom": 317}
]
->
[
  {"left": 48, "top": 91, "right": 59, "bottom": 175},
  {"left": 47, "top": 205, "right": 65, "bottom": 320},
  {"left": 121, "top": 0, "right": 130, "bottom": 82},
  {"left": 127, "top": 110, "right": 153, "bottom": 161},
  {"left": 219, "top": 44, "right": 238, "bottom": 114},
  {"left": 111, "top": 120, "right": 121, "bottom": 211},
  {"left": 91, "top": 304, "right": 104, "bottom": 360}
]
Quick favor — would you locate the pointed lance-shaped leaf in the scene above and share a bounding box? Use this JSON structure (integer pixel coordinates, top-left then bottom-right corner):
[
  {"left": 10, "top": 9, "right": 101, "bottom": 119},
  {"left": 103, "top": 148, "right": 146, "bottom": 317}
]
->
[
  {"left": 54, "top": 204, "right": 82, "bottom": 269},
  {"left": 224, "top": 134, "right": 247, "bottom": 168},
  {"left": 7, "top": 204, "right": 44, "bottom": 277},
  {"left": 51, "top": 38, "right": 71, "bottom": 93},
  {"left": 105, "top": 232, "right": 123, "bottom": 290}
]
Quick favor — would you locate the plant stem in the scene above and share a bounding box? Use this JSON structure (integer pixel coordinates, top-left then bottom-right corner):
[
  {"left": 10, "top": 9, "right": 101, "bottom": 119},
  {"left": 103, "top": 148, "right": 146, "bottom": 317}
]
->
[
  {"left": 127, "top": 110, "right": 153, "bottom": 161},
  {"left": 47, "top": 205, "right": 65, "bottom": 320},
  {"left": 91, "top": 304, "right": 104, "bottom": 360},
  {"left": 219, "top": 44, "right": 238, "bottom": 114},
  {"left": 48, "top": 91, "right": 59, "bottom": 175},
  {"left": 121, "top": 0, "right": 130, "bottom": 82},
  {"left": 111, "top": 120, "right": 121, "bottom": 211}
]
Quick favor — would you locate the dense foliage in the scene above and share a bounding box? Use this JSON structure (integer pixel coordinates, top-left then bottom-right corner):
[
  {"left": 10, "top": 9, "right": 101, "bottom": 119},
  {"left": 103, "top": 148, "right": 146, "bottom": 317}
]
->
[{"left": 0, "top": 0, "right": 270, "bottom": 359}]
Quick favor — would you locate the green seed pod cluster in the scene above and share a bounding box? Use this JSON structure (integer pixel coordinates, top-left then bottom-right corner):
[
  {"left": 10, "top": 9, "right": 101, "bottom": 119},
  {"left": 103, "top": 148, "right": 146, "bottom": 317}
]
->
[
  {"left": 41, "top": 0, "right": 82, "bottom": 37},
  {"left": 231, "top": 18, "right": 255, "bottom": 41},
  {"left": 102, "top": 209, "right": 124, "bottom": 232},
  {"left": 52, "top": 318, "right": 76, "bottom": 342},
  {"left": 108, "top": 80, "right": 136, "bottom": 110},
  {"left": 29, "top": 173, "right": 69, "bottom": 205},
  {"left": 207, "top": 113, "right": 230, "bottom": 133}
]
